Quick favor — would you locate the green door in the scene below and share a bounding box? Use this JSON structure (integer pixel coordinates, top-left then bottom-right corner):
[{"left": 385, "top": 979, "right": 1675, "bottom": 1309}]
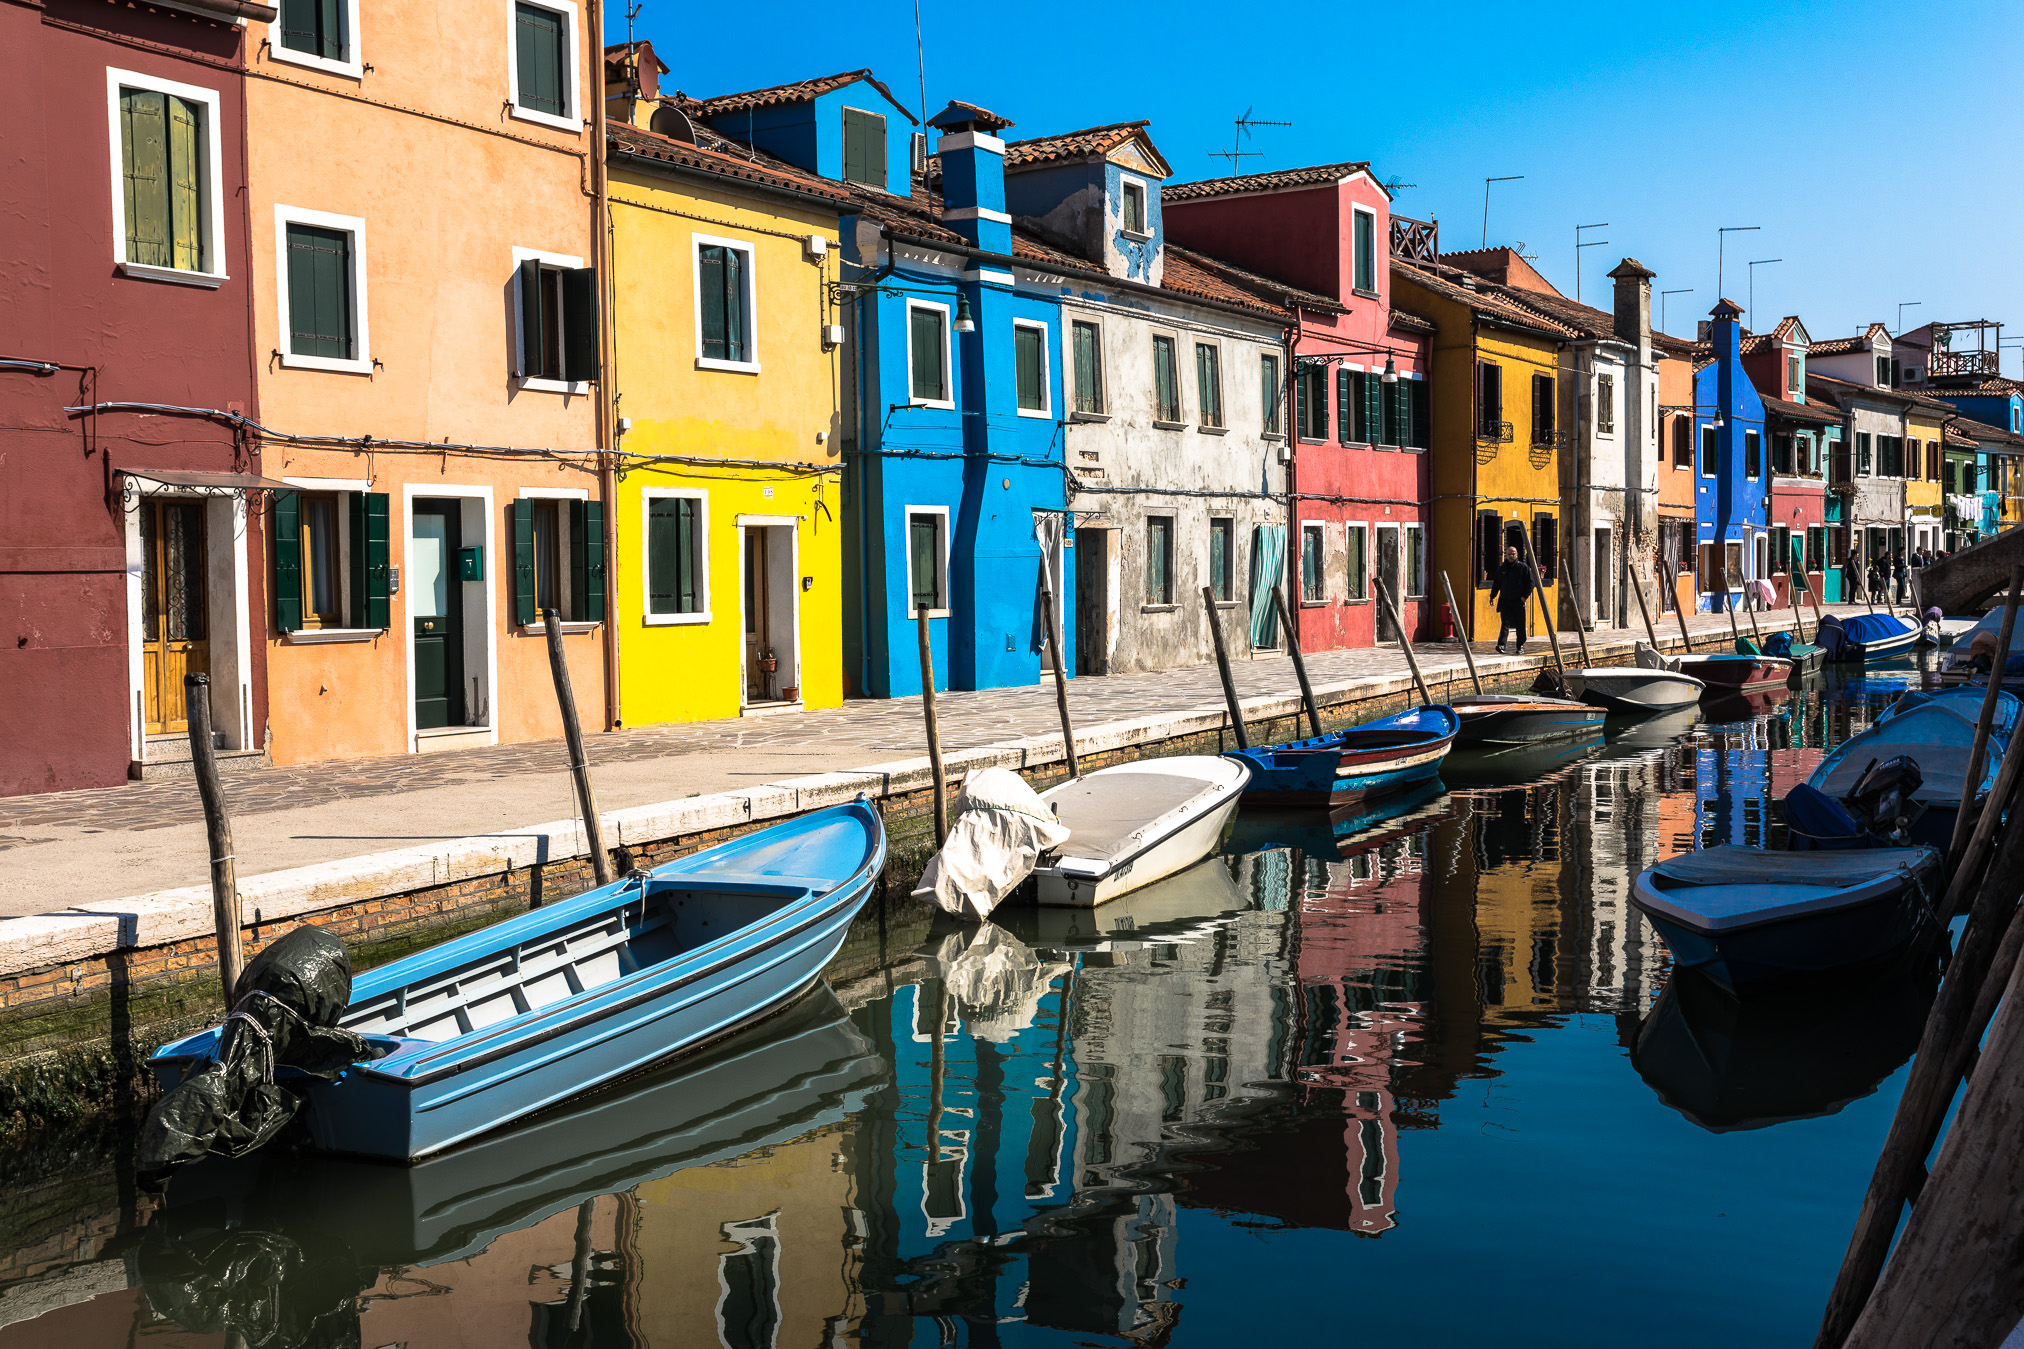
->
[{"left": 411, "top": 501, "right": 465, "bottom": 730}]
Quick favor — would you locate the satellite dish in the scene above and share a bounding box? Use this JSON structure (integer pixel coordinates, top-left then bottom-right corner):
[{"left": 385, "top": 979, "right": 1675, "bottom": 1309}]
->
[{"left": 650, "top": 104, "right": 699, "bottom": 143}]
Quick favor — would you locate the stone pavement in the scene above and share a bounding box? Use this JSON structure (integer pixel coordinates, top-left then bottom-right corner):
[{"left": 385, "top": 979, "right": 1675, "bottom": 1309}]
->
[{"left": 0, "top": 604, "right": 1866, "bottom": 916}]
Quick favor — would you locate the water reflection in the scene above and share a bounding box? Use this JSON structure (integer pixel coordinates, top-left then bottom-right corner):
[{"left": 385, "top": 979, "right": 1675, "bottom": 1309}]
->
[{"left": 4, "top": 673, "right": 1959, "bottom": 1349}]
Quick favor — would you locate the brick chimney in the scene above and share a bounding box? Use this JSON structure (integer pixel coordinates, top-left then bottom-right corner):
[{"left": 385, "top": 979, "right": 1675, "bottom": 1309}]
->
[{"left": 928, "top": 101, "right": 1015, "bottom": 254}]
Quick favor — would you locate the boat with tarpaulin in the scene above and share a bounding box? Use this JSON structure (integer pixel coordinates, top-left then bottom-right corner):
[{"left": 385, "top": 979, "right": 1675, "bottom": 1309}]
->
[{"left": 1816, "top": 612, "right": 1921, "bottom": 663}]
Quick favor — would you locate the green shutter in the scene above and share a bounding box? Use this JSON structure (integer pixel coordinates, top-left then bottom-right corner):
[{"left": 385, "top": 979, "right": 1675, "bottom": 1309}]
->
[
  {"left": 167, "top": 95, "right": 204, "bottom": 272},
  {"left": 1294, "top": 368, "right": 1307, "bottom": 438},
  {"left": 121, "top": 90, "right": 170, "bottom": 267},
  {"left": 515, "top": 3, "right": 566, "bottom": 116},
  {"left": 1153, "top": 337, "right": 1176, "bottom": 421},
  {"left": 512, "top": 498, "right": 536, "bottom": 626},
  {"left": 1336, "top": 367, "right": 1352, "bottom": 443},
  {"left": 272, "top": 492, "right": 302, "bottom": 632},
  {"left": 843, "top": 108, "right": 886, "bottom": 189},
  {"left": 363, "top": 493, "right": 389, "bottom": 628},
  {"left": 1072, "top": 323, "right": 1098, "bottom": 412},
  {"left": 1366, "top": 371, "right": 1385, "bottom": 445},
  {"left": 518, "top": 257, "right": 544, "bottom": 376},
  {"left": 287, "top": 223, "right": 351, "bottom": 358},
  {"left": 1410, "top": 378, "right": 1429, "bottom": 448},
  {"left": 562, "top": 266, "right": 599, "bottom": 382},
  {"left": 1015, "top": 325, "right": 1043, "bottom": 411},
  {"left": 910, "top": 306, "right": 944, "bottom": 402},
  {"left": 698, "top": 246, "right": 726, "bottom": 360},
  {"left": 318, "top": 0, "right": 343, "bottom": 57},
  {"left": 571, "top": 498, "right": 605, "bottom": 622}
]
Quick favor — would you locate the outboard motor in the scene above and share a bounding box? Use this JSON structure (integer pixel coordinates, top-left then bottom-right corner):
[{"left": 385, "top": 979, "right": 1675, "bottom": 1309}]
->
[{"left": 1843, "top": 755, "right": 1925, "bottom": 846}]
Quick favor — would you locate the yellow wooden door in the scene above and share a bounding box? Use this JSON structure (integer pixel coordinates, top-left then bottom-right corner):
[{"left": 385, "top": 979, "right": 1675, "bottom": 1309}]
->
[{"left": 142, "top": 500, "right": 210, "bottom": 734}]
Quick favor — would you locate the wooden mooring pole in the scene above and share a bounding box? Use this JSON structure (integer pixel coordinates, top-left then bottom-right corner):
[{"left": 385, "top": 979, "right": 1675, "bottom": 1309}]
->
[
  {"left": 1037, "top": 573, "right": 1080, "bottom": 779},
  {"left": 1789, "top": 574, "right": 1811, "bottom": 645},
  {"left": 1663, "top": 561, "right": 1696, "bottom": 653},
  {"left": 1632, "top": 568, "right": 1664, "bottom": 654},
  {"left": 1439, "top": 570, "right": 1485, "bottom": 696},
  {"left": 1559, "top": 535, "right": 1595, "bottom": 667},
  {"left": 1517, "top": 525, "right": 1571, "bottom": 688},
  {"left": 184, "top": 673, "right": 243, "bottom": 1008},
  {"left": 1722, "top": 571, "right": 1746, "bottom": 649},
  {"left": 916, "top": 608, "right": 948, "bottom": 846},
  {"left": 1373, "top": 575, "right": 1432, "bottom": 706},
  {"left": 1947, "top": 566, "right": 2024, "bottom": 870},
  {"left": 544, "top": 609, "right": 611, "bottom": 887},
  {"left": 1272, "top": 588, "right": 1324, "bottom": 738},
  {"left": 1204, "top": 585, "right": 1249, "bottom": 750}
]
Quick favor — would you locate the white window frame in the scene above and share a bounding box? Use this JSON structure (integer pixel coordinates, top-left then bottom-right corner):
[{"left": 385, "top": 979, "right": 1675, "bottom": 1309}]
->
[
  {"left": 1350, "top": 204, "right": 1379, "bottom": 294},
  {"left": 510, "top": 244, "right": 590, "bottom": 395},
  {"left": 1298, "top": 518, "right": 1328, "bottom": 604},
  {"left": 903, "top": 504, "right": 950, "bottom": 618},
  {"left": 1119, "top": 175, "right": 1151, "bottom": 239},
  {"left": 266, "top": 0, "right": 365, "bottom": 79},
  {"left": 273, "top": 205, "right": 371, "bottom": 374},
  {"left": 1343, "top": 520, "right": 1371, "bottom": 604},
  {"left": 691, "top": 232, "right": 760, "bottom": 375},
  {"left": 905, "top": 299, "right": 955, "bottom": 410},
  {"left": 105, "top": 67, "right": 229, "bottom": 288},
  {"left": 1595, "top": 368, "right": 1618, "bottom": 438},
  {"left": 505, "top": 0, "right": 581, "bottom": 134},
  {"left": 1012, "top": 318, "right": 1051, "bottom": 419},
  {"left": 1403, "top": 521, "right": 1426, "bottom": 598},
  {"left": 641, "top": 487, "right": 710, "bottom": 626}
]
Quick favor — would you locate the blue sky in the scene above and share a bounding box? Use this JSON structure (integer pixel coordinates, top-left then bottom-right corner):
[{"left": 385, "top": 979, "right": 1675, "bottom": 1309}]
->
[{"left": 617, "top": 0, "right": 2024, "bottom": 364}]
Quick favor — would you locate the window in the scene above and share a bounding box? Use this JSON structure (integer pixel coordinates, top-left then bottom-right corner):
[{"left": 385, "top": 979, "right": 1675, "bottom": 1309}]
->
[
  {"left": 1787, "top": 352, "right": 1801, "bottom": 393},
  {"left": 1338, "top": 368, "right": 1360, "bottom": 444},
  {"left": 1806, "top": 525, "right": 1825, "bottom": 575},
  {"left": 300, "top": 493, "right": 343, "bottom": 626},
  {"left": 1672, "top": 416, "right": 1693, "bottom": 468},
  {"left": 1300, "top": 524, "right": 1325, "bottom": 602},
  {"left": 717, "top": 1214, "right": 782, "bottom": 1349},
  {"left": 1478, "top": 362, "right": 1505, "bottom": 438},
  {"left": 1260, "top": 353, "right": 1282, "bottom": 434},
  {"left": 516, "top": 249, "right": 598, "bottom": 388},
  {"left": 1701, "top": 425, "right": 1717, "bottom": 477},
  {"left": 1404, "top": 523, "right": 1424, "bottom": 598},
  {"left": 273, "top": 0, "right": 361, "bottom": 75},
  {"left": 272, "top": 487, "right": 387, "bottom": 633},
  {"left": 695, "top": 236, "right": 754, "bottom": 370},
  {"left": 1352, "top": 209, "right": 1376, "bottom": 293},
  {"left": 275, "top": 207, "right": 369, "bottom": 372},
  {"left": 645, "top": 492, "right": 706, "bottom": 622},
  {"left": 1875, "top": 354, "right": 1891, "bottom": 388},
  {"left": 843, "top": 106, "right": 887, "bottom": 190},
  {"left": 1744, "top": 430, "right": 1761, "bottom": 479},
  {"left": 1195, "top": 343, "right": 1222, "bottom": 429},
  {"left": 1298, "top": 364, "right": 1329, "bottom": 439},
  {"left": 1531, "top": 372, "right": 1554, "bottom": 444},
  {"left": 1929, "top": 440, "right": 1942, "bottom": 480},
  {"left": 1121, "top": 179, "right": 1148, "bottom": 236},
  {"left": 906, "top": 509, "right": 947, "bottom": 615},
  {"left": 108, "top": 69, "right": 225, "bottom": 284},
  {"left": 1597, "top": 374, "right": 1615, "bottom": 435},
  {"left": 1772, "top": 432, "right": 1793, "bottom": 475},
  {"left": 1381, "top": 374, "right": 1402, "bottom": 447},
  {"left": 1012, "top": 321, "right": 1048, "bottom": 416},
  {"left": 509, "top": 495, "right": 604, "bottom": 627},
  {"left": 1945, "top": 457, "right": 1958, "bottom": 494},
  {"left": 1209, "top": 518, "right": 1234, "bottom": 601},
  {"left": 1344, "top": 525, "right": 1368, "bottom": 600},
  {"left": 1407, "top": 378, "right": 1429, "bottom": 450},
  {"left": 1152, "top": 335, "right": 1181, "bottom": 423},
  {"left": 1770, "top": 525, "right": 1790, "bottom": 576},
  {"left": 1071, "top": 320, "right": 1104, "bottom": 414},
  {"left": 908, "top": 301, "right": 951, "bottom": 407},
  {"left": 1857, "top": 431, "right": 1873, "bottom": 475},
  {"left": 509, "top": 1, "right": 578, "bottom": 131},
  {"left": 1475, "top": 510, "right": 1501, "bottom": 588},
  {"left": 1531, "top": 515, "right": 1558, "bottom": 584},
  {"left": 1145, "top": 516, "right": 1173, "bottom": 605},
  {"left": 1879, "top": 435, "right": 1903, "bottom": 477}
]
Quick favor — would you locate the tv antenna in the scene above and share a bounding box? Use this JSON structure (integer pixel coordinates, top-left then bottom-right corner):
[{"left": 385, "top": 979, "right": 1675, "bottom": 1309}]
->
[{"left": 1210, "top": 106, "right": 1291, "bottom": 171}]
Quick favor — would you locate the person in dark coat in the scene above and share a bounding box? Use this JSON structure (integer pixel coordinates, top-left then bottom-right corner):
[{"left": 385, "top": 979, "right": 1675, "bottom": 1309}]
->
[{"left": 1488, "top": 545, "right": 1533, "bottom": 654}]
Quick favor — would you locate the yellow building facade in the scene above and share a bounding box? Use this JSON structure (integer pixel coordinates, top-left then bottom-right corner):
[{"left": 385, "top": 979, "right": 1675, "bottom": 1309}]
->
[
  {"left": 1392, "top": 262, "right": 1571, "bottom": 641},
  {"left": 604, "top": 63, "right": 848, "bottom": 725},
  {"left": 1904, "top": 402, "right": 1948, "bottom": 554}
]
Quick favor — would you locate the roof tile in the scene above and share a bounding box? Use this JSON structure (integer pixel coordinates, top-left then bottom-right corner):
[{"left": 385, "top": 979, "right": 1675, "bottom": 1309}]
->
[
  {"left": 684, "top": 69, "right": 917, "bottom": 124},
  {"left": 1161, "top": 161, "right": 1374, "bottom": 203},
  {"left": 607, "top": 121, "right": 851, "bottom": 203}
]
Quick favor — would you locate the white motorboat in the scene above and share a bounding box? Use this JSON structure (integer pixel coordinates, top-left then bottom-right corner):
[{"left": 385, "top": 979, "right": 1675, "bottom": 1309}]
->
[
  {"left": 1572, "top": 656, "right": 1707, "bottom": 714},
  {"left": 1029, "top": 756, "right": 1250, "bottom": 907}
]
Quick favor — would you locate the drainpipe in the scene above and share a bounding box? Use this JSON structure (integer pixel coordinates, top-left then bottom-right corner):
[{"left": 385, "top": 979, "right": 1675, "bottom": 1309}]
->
[
  {"left": 589, "top": 0, "right": 618, "bottom": 730},
  {"left": 1283, "top": 315, "right": 1299, "bottom": 654}
]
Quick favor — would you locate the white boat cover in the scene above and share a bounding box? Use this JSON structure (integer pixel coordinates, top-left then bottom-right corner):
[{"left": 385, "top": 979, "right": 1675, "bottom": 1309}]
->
[
  {"left": 930, "top": 925, "right": 1067, "bottom": 1042},
  {"left": 1046, "top": 772, "right": 1213, "bottom": 862},
  {"left": 1814, "top": 690, "right": 2015, "bottom": 803},
  {"left": 916, "top": 768, "right": 1072, "bottom": 920},
  {"left": 1641, "top": 845, "right": 1941, "bottom": 932}
]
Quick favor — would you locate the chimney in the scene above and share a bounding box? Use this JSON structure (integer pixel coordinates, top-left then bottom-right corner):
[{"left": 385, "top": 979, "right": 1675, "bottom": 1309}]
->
[
  {"left": 928, "top": 101, "right": 1015, "bottom": 254},
  {"left": 1608, "top": 258, "right": 1654, "bottom": 344},
  {"left": 1710, "top": 297, "right": 1744, "bottom": 361}
]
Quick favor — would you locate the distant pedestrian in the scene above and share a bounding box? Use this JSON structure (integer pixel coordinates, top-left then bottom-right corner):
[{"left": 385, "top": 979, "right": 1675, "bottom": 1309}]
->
[
  {"left": 1844, "top": 554, "right": 1864, "bottom": 602},
  {"left": 1489, "top": 545, "right": 1533, "bottom": 654}
]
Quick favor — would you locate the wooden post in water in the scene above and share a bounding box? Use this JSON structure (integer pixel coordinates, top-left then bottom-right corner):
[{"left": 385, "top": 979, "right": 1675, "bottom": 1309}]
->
[
  {"left": 1789, "top": 574, "right": 1811, "bottom": 645},
  {"left": 1664, "top": 561, "right": 1696, "bottom": 652},
  {"left": 1374, "top": 575, "right": 1432, "bottom": 706},
  {"left": 1721, "top": 571, "right": 1745, "bottom": 649},
  {"left": 544, "top": 609, "right": 611, "bottom": 887},
  {"left": 1516, "top": 525, "right": 1571, "bottom": 687},
  {"left": 1632, "top": 568, "right": 1664, "bottom": 653},
  {"left": 184, "top": 673, "right": 243, "bottom": 1008},
  {"left": 1947, "top": 567, "right": 2024, "bottom": 870},
  {"left": 1559, "top": 536, "right": 1595, "bottom": 667},
  {"left": 1037, "top": 575, "right": 1080, "bottom": 780},
  {"left": 1440, "top": 570, "right": 1485, "bottom": 696},
  {"left": 1272, "top": 588, "right": 1324, "bottom": 738},
  {"left": 1204, "top": 585, "right": 1250, "bottom": 749},
  {"left": 916, "top": 608, "right": 948, "bottom": 846}
]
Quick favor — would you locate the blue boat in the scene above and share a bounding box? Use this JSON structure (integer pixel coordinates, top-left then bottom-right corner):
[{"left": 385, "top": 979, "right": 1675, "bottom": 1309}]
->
[
  {"left": 149, "top": 799, "right": 886, "bottom": 1161},
  {"left": 1224, "top": 703, "right": 1459, "bottom": 807},
  {"left": 1803, "top": 688, "right": 2017, "bottom": 850},
  {"left": 1631, "top": 845, "right": 1943, "bottom": 995},
  {"left": 1816, "top": 612, "right": 1921, "bottom": 663}
]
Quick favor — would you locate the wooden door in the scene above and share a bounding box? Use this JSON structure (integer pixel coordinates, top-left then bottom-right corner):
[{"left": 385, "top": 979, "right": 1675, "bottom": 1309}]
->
[
  {"left": 1075, "top": 528, "right": 1109, "bottom": 676},
  {"left": 141, "top": 499, "right": 209, "bottom": 734},
  {"left": 1376, "top": 525, "right": 1401, "bottom": 640},
  {"left": 743, "top": 527, "right": 770, "bottom": 701},
  {"left": 411, "top": 501, "right": 465, "bottom": 729}
]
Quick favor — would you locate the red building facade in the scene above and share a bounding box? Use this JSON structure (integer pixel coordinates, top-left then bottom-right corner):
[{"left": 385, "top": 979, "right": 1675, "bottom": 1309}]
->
[
  {"left": 1164, "top": 164, "right": 1433, "bottom": 649},
  {"left": 1, "top": 0, "right": 266, "bottom": 796}
]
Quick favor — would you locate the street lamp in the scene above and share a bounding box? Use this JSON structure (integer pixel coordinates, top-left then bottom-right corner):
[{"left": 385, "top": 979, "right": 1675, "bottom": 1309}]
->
[
  {"left": 1482, "top": 175, "right": 1523, "bottom": 246},
  {"left": 1574, "top": 222, "right": 1609, "bottom": 304},
  {"left": 1717, "top": 225, "right": 1760, "bottom": 301},
  {"left": 1747, "top": 259, "right": 1782, "bottom": 331}
]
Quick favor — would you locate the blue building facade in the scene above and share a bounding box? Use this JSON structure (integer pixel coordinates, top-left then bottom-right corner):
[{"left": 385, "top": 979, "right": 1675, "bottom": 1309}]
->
[{"left": 1695, "top": 300, "right": 1770, "bottom": 611}]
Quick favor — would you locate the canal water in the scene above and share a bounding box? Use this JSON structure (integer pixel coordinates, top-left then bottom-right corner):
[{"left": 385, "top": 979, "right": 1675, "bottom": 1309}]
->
[{"left": 0, "top": 661, "right": 1956, "bottom": 1348}]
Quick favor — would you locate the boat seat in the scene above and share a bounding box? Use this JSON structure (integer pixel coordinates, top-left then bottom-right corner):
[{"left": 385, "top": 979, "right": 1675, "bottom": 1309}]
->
[{"left": 1047, "top": 774, "right": 1208, "bottom": 861}]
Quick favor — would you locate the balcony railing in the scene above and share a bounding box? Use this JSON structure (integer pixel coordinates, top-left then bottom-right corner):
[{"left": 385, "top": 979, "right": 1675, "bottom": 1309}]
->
[
  {"left": 1476, "top": 420, "right": 1513, "bottom": 444},
  {"left": 1531, "top": 428, "right": 1570, "bottom": 450},
  {"left": 1929, "top": 349, "right": 2000, "bottom": 380},
  {"left": 1391, "top": 215, "right": 1439, "bottom": 264}
]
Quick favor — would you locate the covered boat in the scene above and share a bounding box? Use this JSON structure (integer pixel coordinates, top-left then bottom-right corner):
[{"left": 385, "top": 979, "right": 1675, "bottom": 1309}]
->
[
  {"left": 1225, "top": 703, "right": 1458, "bottom": 808},
  {"left": 150, "top": 800, "right": 886, "bottom": 1161},
  {"left": 1667, "top": 650, "right": 1794, "bottom": 693},
  {"left": 1450, "top": 693, "right": 1605, "bottom": 745},
  {"left": 1805, "top": 687, "right": 2018, "bottom": 850},
  {"left": 1631, "top": 845, "right": 1943, "bottom": 994},
  {"left": 1574, "top": 648, "right": 1707, "bottom": 712},
  {"left": 1028, "top": 756, "right": 1248, "bottom": 907},
  {"left": 1816, "top": 612, "right": 1921, "bottom": 663}
]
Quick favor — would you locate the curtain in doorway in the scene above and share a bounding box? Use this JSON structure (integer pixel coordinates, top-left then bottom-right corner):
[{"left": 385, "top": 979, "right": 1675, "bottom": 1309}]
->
[
  {"left": 1031, "top": 511, "right": 1065, "bottom": 658},
  {"left": 1248, "top": 524, "right": 1285, "bottom": 648}
]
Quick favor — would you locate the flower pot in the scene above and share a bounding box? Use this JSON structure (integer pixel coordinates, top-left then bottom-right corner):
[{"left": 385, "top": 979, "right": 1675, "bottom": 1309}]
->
[
  {"left": 779, "top": 686, "right": 799, "bottom": 702},
  {"left": 757, "top": 657, "right": 778, "bottom": 674}
]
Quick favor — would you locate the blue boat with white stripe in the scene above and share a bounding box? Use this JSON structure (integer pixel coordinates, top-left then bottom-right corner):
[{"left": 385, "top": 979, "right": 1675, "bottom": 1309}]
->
[
  {"left": 1224, "top": 703, "right": 1459, "bottom": 807},
  {"left": 148, "top": 799, "right": 885, "bottom": 1161}
]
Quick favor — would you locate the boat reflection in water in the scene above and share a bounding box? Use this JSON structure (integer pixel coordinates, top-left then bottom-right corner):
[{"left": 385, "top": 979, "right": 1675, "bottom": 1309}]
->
[{"left": 1633, "top": 945, "right": 1942, "bottom": 1131}]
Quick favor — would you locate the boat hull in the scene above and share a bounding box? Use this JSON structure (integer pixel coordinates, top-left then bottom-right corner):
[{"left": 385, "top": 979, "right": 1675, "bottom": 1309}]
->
[
  {"left": 1032, "top": 789, "right": 1242, "bottom": 907},
  {"left": 1831, "top": 629, "right": 1922, "bottom": 663},
  {"left": 1575, "top": 669, "right": 1705, "bottom": 713},
  {"left": 1676, "top": 654, "right": 1793, "bottom": 693},
  {"left": 1452, "top": 696, "right": 1606, "bottom": 746},
  {"left": 1229, "top": 705, "right": 1459, "bottom": 807}
]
